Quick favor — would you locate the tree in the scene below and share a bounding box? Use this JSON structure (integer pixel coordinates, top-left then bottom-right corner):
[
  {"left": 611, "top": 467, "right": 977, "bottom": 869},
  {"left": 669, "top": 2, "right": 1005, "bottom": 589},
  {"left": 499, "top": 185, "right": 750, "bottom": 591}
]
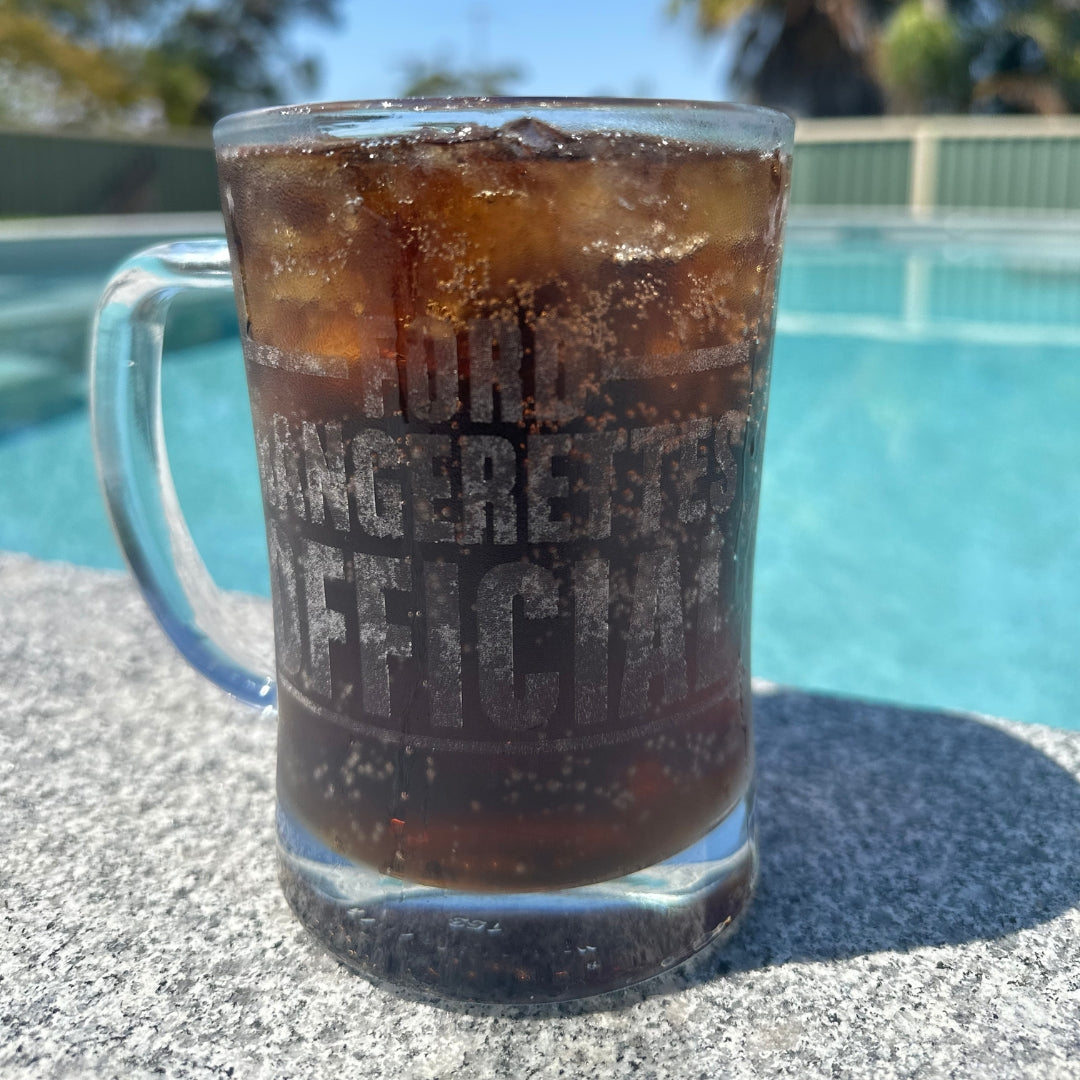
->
[
  {"left": 668, "top": 0, "right": 890, "bottom": 116},
  {"left": 883, "top": 1, "right": 1080, "bottom": 114},
  {"left": 879, "top": 2, "right": 970, "bottom": 114},
  {"left": 668, "top": 0, "right": 1080, "bottom": 116},
  {"left": 397, "top": 56, "right": 524, "bottom": 99},
  {"left": 953, "top": 2, "right": 1080, "bottom": 114},
  {"left": 0, "top": 0, "right": 340, "bottom": 130},
  {"left": 395, "top": 7, "right": 525, "bottom": 100}
]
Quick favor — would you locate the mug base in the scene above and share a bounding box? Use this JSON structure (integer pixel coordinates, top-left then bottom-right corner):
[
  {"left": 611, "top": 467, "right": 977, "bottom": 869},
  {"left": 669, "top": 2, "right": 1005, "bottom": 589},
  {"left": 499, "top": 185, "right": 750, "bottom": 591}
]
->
[{"left": 276, "top": 791, "right": 756, "bottom": 1003}]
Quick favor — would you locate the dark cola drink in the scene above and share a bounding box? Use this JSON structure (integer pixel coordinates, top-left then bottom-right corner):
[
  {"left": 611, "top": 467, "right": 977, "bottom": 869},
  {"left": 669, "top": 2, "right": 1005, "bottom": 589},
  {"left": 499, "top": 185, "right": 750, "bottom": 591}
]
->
[{"left": 219, "top": 115, "right": 790, "bottom": 893}]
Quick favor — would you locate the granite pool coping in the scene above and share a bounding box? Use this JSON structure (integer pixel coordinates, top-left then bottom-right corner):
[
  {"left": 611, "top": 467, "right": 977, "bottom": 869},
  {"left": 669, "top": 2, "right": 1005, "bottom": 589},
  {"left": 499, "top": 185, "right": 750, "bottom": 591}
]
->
[{"left": 1, "top": 552, "right": 1077, "bottom": 1079}]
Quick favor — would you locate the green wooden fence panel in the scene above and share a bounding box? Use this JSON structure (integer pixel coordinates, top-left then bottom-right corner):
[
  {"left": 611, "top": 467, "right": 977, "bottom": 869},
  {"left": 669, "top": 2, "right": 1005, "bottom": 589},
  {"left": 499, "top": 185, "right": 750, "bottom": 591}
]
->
[
  {"left": 4, "top": 126, "right": 1080, "bottom": 216},
  {"left": 0, "top": 131, "right": 218, "bottom": 217},
  {"left": 936, "top": 137, "right": 1080, "bottom": 211},
  {"left": 789, "top": 140, "right": 911, "bottom": 207}
]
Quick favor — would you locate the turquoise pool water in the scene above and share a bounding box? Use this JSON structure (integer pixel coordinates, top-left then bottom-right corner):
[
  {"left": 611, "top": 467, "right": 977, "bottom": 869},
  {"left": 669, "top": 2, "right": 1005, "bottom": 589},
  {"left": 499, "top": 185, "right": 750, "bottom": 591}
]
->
[{"left": 2, "top": 219, "right": 1078, "bottom": 730}]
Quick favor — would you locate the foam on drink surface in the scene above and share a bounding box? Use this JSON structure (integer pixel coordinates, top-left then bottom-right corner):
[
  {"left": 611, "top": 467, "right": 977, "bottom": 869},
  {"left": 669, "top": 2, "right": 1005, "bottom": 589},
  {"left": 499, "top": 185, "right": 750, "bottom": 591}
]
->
[{"left": 220, "top": 119, "right": 790, "bottom": 891}]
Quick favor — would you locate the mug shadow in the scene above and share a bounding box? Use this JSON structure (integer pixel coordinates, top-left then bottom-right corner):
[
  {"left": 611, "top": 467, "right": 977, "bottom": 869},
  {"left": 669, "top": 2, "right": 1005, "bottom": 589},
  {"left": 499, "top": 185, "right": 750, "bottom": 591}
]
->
[
  {"left": 682, "top": 685, "right": 1080, "bottom": 983},
  {"left": 395, "top": 686, "right": 1080, "bottom": 1017}
]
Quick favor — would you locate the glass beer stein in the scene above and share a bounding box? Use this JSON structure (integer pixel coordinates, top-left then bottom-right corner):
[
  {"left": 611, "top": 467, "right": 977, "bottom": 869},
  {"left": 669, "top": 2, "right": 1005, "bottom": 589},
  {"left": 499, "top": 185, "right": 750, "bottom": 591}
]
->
[{"left": 91, "top": 99, "right": 793, "bottom": 1002}]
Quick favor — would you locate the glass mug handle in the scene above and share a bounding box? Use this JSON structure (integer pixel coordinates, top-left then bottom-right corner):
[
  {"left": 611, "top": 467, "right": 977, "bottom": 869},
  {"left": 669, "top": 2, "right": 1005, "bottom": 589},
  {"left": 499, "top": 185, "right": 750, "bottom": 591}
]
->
[{"left": 91, "top": 237, "right": 275, "bottom": 708}]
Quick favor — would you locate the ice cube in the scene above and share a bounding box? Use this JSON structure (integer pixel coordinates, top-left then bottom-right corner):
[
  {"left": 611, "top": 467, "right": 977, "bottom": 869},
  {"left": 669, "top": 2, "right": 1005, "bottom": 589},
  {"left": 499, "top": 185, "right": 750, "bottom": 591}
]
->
[{"left": 499, "top": 117, "right": 574, "bottom": 155}]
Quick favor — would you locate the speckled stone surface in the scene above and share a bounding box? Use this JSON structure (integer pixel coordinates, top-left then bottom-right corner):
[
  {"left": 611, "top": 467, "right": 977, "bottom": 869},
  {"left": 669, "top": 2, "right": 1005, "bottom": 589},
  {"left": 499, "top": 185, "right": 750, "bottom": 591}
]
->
[{"left": 1, "top": 552, "right": 1078, "bottom": 1079}]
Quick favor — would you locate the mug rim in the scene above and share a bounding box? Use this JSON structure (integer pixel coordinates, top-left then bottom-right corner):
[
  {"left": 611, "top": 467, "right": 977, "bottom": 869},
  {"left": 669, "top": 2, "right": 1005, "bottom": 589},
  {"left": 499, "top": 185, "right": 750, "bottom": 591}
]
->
[{"left": 213, "top": 96, "right": 795, "bottom": 154}]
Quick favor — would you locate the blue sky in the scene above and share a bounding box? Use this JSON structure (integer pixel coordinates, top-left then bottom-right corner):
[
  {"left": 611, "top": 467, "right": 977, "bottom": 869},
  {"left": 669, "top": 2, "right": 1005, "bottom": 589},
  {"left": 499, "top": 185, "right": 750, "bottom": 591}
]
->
[{"left": 290, "top": 0, "right": 735, "bottom": 104}]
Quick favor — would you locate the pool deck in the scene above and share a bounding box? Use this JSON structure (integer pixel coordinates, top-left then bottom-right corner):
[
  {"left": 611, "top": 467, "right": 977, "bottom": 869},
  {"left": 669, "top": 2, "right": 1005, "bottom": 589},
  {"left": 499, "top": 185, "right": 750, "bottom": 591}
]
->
[{"left": 1, "top": 551, "right": 1077, "bottom": 1079}]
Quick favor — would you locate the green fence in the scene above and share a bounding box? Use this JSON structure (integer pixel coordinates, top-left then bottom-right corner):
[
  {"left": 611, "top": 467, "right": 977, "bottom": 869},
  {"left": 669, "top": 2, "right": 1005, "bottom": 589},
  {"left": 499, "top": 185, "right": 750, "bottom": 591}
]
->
[
  {"left": 935, "top": 136, "right": 1080, "bottom": 211},
  {"left": 0, "top": 128, "right": 217, "bottom": 216},
  {"left": 792, "top": 116, "right": 1080, "bottom": 214},
  {"left": 789, "top": 139, "right": 912, "bottom": 207},
  {"left": 4, "top": 118, "right": 1080, "bottom": 217}
]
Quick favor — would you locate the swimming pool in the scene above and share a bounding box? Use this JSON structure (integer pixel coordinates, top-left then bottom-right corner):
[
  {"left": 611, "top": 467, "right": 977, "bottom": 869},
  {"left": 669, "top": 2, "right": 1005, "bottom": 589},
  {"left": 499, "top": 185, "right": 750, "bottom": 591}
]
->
[{"left": 2, "top": 215, "right": 1078, "bottom": 730}]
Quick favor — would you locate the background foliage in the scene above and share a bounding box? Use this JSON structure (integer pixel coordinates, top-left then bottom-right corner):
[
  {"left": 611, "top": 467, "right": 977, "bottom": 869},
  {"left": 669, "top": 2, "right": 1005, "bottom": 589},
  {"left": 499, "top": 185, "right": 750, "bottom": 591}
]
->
[
  {"left": 669, "top": 0, "right": 1080, "bottom": 115},
  {"left": 1, "top": 0, "right": 1077, "bottom": 129},
  {"left": 0, "top": 0, "right": 338, "bottom": 129}
]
